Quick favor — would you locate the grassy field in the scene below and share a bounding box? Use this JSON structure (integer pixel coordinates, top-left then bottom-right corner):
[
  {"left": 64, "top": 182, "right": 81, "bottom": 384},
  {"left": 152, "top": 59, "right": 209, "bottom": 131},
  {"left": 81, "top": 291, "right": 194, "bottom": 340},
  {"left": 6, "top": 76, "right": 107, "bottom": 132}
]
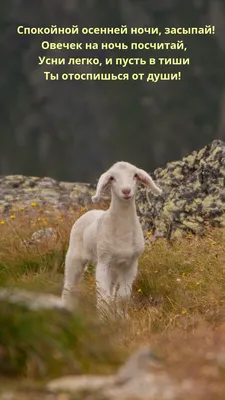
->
[{"left": 0, "top": 203, "right": 225, "bottom": 398}]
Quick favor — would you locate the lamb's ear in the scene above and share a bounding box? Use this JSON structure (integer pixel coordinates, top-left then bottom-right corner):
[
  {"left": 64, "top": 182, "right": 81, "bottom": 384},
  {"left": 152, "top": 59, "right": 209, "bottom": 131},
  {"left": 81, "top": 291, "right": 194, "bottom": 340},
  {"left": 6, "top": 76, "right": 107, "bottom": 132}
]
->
[
  {"left": 92, "top": 171, "right": 112, "bottom": 203},
  {"left": 135, "top": 168, "right": 162, "bottom": 195}
]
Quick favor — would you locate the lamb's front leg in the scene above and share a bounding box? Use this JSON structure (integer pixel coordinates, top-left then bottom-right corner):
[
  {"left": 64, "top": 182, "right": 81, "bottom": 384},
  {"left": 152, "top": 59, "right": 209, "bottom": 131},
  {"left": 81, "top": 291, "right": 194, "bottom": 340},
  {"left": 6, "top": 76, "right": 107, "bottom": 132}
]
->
[
  {"left": 95, "top": 263, "right": 116, "bottom": 318},
  {"left": 116, "top": 260, "right": 138, "bottom": 319}
]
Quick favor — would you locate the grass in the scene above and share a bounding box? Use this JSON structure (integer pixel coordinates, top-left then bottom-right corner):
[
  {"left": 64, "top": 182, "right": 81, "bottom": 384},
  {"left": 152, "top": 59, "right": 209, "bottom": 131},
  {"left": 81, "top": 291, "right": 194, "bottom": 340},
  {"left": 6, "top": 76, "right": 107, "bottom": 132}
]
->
[{"left": 0, "top": 202, "right": 225, "bottom": 398}]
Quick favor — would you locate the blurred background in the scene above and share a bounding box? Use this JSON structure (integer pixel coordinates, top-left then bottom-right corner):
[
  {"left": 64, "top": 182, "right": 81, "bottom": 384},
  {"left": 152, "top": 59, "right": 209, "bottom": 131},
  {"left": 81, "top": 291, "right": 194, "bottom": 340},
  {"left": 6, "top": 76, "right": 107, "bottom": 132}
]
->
[{"left": 1, "top": 0, "right": 225, "bottom": 183}]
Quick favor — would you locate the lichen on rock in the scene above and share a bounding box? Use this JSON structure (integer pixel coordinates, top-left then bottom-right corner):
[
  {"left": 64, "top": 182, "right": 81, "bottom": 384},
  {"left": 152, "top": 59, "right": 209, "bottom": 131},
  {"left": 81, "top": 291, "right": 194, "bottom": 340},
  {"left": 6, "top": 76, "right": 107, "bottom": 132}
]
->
[
  {"left": 137, "top": 139, "right": 225, "bottom": 237},
  {"left": 0, "top": 175, "right": 96, "bottom": 214}
]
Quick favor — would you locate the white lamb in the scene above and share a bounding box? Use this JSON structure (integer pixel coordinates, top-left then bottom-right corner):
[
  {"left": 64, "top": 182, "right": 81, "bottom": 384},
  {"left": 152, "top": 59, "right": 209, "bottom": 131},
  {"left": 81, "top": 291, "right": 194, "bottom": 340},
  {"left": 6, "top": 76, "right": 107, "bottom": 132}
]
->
[{"left": 61, "top": 161, "right": 162, "bottom": 317}]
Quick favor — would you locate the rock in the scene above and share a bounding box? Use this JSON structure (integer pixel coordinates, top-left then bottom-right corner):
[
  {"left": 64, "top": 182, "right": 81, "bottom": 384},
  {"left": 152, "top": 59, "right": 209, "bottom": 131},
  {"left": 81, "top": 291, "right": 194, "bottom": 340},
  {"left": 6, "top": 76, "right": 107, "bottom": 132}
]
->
[
  {"left": 0, "top": 288, "right": 69, "bottom": 311},
  {"left": 0, "top": 288, "right": 120, "bottom": 378},
  {"left": 2, "top": 140, "right": 225, "bottom": 237},
  {"left": 137, "top": 139, "right": 225, "bottom": 237},
  {"left": 23, "top": 227, "right": 57, "bottom": 246},
  {"left": 114, "top": 347, "right": 161, "bottom": 384},
  {"left": 47, "top": 347, "right": 159, "bottom": 392},
  {"left": 47, "top": 374, "right": 115, "bottom": 392},
  {"left": 48, "top": 373, "right": 182, "bottom": 400},
  {"left": 0, "top": 175, "right": 96, "bottom": 214},
  {"left": 104, "top": 372, "right": 187, "bottom": 400},
  {"left": 47, "top": 347, "right": 195, "bottom": 400}
]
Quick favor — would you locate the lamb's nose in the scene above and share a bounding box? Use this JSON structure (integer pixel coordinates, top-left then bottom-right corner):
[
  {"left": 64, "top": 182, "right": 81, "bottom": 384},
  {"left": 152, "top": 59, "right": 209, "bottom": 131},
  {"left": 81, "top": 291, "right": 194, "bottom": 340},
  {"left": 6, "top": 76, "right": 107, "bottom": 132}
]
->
[{"left": 122, "top": 188, "right": 131, "bottom": 195}]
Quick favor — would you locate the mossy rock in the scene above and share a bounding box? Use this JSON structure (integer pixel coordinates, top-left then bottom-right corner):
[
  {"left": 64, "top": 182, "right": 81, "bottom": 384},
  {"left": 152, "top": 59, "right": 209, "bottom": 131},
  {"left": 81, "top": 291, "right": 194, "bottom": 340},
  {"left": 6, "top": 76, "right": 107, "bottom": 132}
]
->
[
  {"left": 136, "top": 139, "right": 225, "bottom": 237},
  {"left": 0, "top": 289, "right": 121, "bottom": 379}
]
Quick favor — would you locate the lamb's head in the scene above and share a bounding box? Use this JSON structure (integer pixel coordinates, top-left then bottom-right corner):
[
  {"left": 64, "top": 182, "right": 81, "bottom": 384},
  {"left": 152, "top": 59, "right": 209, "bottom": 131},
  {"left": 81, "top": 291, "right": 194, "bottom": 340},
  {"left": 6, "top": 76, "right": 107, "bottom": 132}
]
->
[{"left": 92, "top": 161, "right": 162, "bottom": 203}]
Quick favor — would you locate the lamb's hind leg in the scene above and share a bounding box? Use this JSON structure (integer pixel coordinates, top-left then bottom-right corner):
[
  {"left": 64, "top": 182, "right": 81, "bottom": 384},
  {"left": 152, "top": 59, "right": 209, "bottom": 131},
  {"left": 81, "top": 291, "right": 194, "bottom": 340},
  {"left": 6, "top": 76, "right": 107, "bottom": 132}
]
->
[{"left": 61, "top": 247, "right": 87, "bottom": 305}]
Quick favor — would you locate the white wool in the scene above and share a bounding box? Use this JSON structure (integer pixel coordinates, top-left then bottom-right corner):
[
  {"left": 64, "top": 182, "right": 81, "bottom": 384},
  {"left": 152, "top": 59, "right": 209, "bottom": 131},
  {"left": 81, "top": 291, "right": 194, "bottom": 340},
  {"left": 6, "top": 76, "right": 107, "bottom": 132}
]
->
[{"left": 61, "top": 161, "right": 162, "bottom": 317}]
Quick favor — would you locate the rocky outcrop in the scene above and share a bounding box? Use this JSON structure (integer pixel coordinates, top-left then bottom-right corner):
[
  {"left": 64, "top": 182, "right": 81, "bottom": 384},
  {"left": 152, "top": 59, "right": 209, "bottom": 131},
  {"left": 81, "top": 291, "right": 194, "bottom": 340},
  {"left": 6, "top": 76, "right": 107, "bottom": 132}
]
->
[
  {"left": 1, "top": 140, "right": 225, "bottom": 238},
  {"left": 0, "top": 175, "right": 96, "bottom": 213},
  {"left": 138, "top": 139, "right": 225, "bottom": 238}
]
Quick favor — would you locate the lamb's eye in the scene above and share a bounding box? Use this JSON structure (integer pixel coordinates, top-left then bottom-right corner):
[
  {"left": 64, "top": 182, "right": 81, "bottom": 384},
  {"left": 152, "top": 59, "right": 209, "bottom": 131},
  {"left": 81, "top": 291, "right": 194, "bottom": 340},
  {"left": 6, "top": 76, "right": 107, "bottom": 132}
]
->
[
  {"left": 134, "top": 173, "right": 138, "bottom": 179},
  {"left": 109, "top": 176, "right": 114, "bottom": 181}
]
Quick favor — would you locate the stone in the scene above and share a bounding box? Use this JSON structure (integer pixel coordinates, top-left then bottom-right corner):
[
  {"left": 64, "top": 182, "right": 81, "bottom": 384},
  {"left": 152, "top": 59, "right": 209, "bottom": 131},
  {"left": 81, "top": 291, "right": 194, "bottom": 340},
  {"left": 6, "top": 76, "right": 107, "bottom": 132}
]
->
[
  {"left": 23, "top": 228, "right": 57, "bottom": 246},
  {"left": 47, "top": 346, "right": 195, "bottom": 400},
  {"left": 136, "top": 139, "right": 225, "bottom": 237},
  {"left": 0, "top": 288, "right": 70, "bottom": 311}
]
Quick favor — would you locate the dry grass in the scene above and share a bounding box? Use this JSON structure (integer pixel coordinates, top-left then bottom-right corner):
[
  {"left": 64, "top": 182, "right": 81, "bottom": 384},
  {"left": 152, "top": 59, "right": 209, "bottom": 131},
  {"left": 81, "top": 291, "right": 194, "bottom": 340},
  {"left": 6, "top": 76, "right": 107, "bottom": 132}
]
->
[{"left": 1, "top": 203, "right": 225, "bottom": 398}]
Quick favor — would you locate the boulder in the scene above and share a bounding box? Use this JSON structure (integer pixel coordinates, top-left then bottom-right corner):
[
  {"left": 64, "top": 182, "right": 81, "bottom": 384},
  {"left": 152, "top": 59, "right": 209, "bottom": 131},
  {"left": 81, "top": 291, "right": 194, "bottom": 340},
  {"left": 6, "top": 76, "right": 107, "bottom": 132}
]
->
[{"left": 137, "top": 139, "right": 225, "bottom": 237}]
